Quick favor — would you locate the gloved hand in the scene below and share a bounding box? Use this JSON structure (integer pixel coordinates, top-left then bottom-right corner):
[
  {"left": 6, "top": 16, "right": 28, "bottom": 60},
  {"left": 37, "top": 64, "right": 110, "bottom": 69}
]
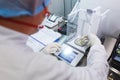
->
[
  {"left": 42, "top": 43, "right": 61, "bottom": 54},
  {"left": 87, "top": 33, "right": 101, "bottom": 46}
]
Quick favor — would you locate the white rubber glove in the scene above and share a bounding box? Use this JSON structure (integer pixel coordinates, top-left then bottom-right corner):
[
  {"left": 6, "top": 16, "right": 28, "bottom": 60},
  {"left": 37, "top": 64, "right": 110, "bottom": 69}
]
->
[
  {"left": 42, "top": 43, "right": 61, "bottom": 54},
  {"left": 87, "top": 33, "right": 101, "bottom": 46}
]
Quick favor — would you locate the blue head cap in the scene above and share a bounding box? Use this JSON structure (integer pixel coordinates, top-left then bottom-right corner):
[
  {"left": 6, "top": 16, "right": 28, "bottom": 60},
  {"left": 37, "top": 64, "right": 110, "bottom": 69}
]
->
[{"left": 0, "top": 0, "right": 51, "bottom": 17}]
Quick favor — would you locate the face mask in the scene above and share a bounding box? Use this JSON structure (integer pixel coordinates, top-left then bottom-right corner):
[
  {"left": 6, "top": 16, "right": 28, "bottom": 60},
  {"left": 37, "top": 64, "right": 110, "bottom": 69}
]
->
[{"left": 0, "top": 0, "right": 51, "bottom": 17}]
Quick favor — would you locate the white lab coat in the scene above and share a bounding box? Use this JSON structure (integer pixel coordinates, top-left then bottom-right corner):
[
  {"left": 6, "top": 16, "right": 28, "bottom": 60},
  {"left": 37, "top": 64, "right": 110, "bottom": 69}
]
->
[{"left": 0, "top": 26, "right": 109, "bottom": 80}]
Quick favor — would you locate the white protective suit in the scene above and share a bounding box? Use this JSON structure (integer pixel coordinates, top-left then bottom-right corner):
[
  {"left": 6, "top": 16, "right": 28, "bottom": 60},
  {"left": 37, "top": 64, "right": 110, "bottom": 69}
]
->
[{"left": 0, "top": 26, "right": 109, "bottom": 80}]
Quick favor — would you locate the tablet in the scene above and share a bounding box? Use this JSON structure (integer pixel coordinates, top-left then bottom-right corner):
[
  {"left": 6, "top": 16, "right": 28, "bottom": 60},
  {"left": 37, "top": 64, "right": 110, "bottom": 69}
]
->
[{"left": 54, "top": 44, "right": 84, "bottom": 66}]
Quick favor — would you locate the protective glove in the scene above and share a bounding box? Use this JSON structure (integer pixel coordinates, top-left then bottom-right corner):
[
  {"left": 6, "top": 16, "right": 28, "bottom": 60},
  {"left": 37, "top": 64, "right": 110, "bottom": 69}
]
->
[
  {"left": 42, "top": 43, "right": 61, "bottom": 54},
  {"left": 87, "top": 33, "right": 101, "bottom": 46},
  {"left": 74, "top": 33, "right": 101, "bottom": 47}
]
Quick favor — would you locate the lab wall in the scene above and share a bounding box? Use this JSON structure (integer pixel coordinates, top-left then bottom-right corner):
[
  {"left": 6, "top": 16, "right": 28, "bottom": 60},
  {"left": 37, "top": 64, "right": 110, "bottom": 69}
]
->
[
  {"left": 48, "top": 0, "right": 64, "bottom": 16},
  {"left": 64, "top": 0, "right": 78, "bottom": 17},
  {"left": 48, "top": 0, "right": 77, "bottom": 17}
]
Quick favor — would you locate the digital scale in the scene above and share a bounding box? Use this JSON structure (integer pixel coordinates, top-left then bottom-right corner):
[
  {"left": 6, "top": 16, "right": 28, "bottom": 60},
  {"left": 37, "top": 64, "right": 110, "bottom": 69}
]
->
[{"left": 54, "top": 44, "right": 84, "bottom": 66}]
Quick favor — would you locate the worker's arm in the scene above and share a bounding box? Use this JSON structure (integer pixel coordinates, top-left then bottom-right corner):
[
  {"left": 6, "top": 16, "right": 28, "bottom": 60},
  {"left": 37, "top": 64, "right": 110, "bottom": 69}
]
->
[
  {"left": 86, "top": 44, "right": 109, "bottom": 80},
  {"left": 70, "top": 34, "right": 109, "bottom": 80}
]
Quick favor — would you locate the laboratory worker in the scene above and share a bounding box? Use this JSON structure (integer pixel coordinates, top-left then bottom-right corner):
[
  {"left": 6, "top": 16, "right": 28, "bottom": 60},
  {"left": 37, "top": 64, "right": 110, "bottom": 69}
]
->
[{"left": 0, "top": 0, "right": 109, "bottom": 80}]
